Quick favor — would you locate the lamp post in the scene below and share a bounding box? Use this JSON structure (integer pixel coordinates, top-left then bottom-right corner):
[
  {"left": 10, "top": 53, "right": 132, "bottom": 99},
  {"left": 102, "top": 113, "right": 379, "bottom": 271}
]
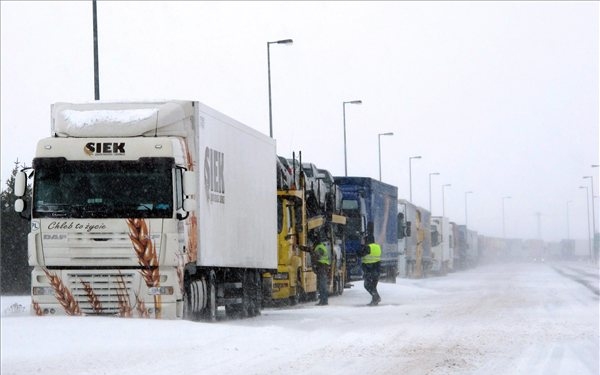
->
[
  {"left": 428, "top": 172, "right": 440, "bottom": 213},
  {"left": 93, "top": 0, "right": 100, "bottom": 100},
  {"left": 592, "top": 164, "right": 599, "bottom": 262},
  {"left": 502, "top": 196, "right": 511, "bottom": 239},
  {"left": 267, "top": 38, "right": 293, "bottom": 139},
  {"left": 342, "top": 100, "right": 362, "bottom": 176},
  {"left": 584, "top": 175, "right": 597, "bottom": 262},
  {"left": 567, "top": 200, "right": 572, "bottom": 240},
  {"left": 408, "top": 155, "right": 421, "bottom": 203},
  {"left": 442, "top": 184, "right": 451, "bottom": 217},
  {"left": 580, "top": 185, "right": 593, "bottom": 262},
  {"left": 378, "top": 132, "right": 394, "bottom": 181},
  {"left": 465, "top": 191, "right": 473, "bottom": 227}
]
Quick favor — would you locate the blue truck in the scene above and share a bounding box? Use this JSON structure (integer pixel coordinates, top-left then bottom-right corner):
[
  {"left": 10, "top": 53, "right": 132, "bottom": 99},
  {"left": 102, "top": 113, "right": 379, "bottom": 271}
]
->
[{"left": 334, "top": 177, "right": 399, "bottom": 283}]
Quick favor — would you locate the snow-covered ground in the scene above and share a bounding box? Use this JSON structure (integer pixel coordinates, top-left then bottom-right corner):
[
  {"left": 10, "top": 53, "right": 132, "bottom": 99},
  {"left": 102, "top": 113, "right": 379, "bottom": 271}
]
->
[{"left": 2, "top": 262, "right": 598, "bottom": 375}]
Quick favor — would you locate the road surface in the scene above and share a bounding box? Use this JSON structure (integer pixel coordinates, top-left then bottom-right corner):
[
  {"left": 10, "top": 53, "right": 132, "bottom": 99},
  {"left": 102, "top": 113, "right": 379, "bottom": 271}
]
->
[{"left": 1, "top": 261, "right": 598, "bottom": 375}]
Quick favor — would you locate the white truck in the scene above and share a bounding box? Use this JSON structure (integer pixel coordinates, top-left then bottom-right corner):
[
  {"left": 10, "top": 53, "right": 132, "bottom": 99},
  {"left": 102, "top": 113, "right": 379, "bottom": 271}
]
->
[
  {"left": 430, "top": 216, "right": 452, "bottom": 275},
  {"left": 397, "top": 199, "right": 432, "bottom": 278},
  {"left": 14, "top": 100, "right": 277, "bottom": 320}
]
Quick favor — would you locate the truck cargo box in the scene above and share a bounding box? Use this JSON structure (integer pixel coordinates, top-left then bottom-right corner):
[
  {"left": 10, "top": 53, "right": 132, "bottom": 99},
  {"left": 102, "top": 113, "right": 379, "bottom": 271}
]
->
[{"left": 195, "top": 103, "right": 277, "bottom": 269}]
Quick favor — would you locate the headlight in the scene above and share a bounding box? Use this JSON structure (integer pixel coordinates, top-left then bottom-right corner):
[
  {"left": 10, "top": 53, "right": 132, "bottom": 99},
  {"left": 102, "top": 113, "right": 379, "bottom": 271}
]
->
[
  {"left": 32, "top": 287, "right": 55, "bottom": 295},
  {"left": 273, "top": 272, "right": 289, "bottom": 280},
  {"left": 148, "top": 286, "right": 174, "bottom": 295}
]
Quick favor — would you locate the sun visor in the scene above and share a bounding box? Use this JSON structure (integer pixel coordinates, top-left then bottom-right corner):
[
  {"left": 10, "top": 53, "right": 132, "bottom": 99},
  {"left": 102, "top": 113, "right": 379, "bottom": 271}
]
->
[{"left": 52, "top": 101, "right": 193, "bottom": 137}]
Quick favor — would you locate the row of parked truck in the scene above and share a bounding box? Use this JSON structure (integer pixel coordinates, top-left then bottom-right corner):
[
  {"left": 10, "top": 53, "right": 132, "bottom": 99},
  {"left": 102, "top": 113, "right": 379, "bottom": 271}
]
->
[{"left": 13, "top": 100, "right": 483, "bottom": 321}]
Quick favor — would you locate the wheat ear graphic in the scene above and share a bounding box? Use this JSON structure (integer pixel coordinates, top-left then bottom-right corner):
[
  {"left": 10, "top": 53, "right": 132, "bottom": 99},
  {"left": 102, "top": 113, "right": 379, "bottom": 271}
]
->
[
  {"left": 127, "top": 218, "right": 161, "bottom": 318},
  {"left": 135, "top": 293, "right": 149, "bottom": 318},
  {"left": 81, "top": 280, "right": 103, "bottom": 314},
  {"left": 43, "top": 269, "right": 81, "bottom": 316},
  {"left": 32, "top": 300, "right": 43, "bottom": 316},
  {"left": 115, "top": 273, "right": 132, "bottom": 317}
]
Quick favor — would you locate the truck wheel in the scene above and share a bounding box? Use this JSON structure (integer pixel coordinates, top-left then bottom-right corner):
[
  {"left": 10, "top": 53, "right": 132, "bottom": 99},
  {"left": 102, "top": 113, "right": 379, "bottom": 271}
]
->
[
  {"left": 289, "top": 289, "right": 299, "bottom": 306},
  {"left": 202, "top": 271, "right": 217, "bottom": 321},
  {"left": 295, "top": 268, "right": 306, "bottom": 302},
  {"left": 183, "top": 275, "right": 206, "bottom": 321},
  {"left": 183, "top": 284, "right": 194, "bottom": 321},
  {"left": 335, "top": 276, "right": 343, "bottom": 295}
]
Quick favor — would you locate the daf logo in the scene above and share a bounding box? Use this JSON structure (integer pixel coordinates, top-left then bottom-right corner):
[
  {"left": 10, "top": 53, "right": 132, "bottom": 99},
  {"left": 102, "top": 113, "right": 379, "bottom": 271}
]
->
[{"left": 43, "top": 234, "right": 68, "bottom": 240}]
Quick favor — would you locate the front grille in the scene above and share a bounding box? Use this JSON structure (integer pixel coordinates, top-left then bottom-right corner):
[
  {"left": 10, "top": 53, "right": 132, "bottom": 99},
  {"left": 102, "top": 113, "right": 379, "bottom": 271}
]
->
[{"left": 66, "top": 270, "right": 139, "bottom": 316}]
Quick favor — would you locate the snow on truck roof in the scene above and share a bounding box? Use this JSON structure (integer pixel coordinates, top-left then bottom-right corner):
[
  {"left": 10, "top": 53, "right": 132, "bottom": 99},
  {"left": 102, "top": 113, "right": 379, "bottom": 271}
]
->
[{"left": 52, "top": 100, "right": 194, "bottom": 137}]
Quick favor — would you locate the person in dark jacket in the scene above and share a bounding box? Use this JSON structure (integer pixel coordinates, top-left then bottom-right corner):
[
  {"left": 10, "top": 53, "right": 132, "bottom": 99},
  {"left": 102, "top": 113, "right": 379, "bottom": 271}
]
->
[{"left": 361, "top": 239, "right": 382, "bottom": 306}]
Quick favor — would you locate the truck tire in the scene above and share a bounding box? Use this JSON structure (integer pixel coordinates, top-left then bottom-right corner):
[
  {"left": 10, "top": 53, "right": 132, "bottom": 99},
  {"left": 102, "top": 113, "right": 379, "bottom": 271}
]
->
[
  {"left": 183, "top": 274, "right": 206, "bottom": 322},
  {"left": 336, "top": 275, "right": 344, "bottom": 295},
  {"left": 289, "top": 268, "right": 303, "bottom": 305},
  {"left": 289, "top": 290, "right": 299, "bottom": 306},
  {"left": 202, "top": 271, "right": 217, "bottom": 322}
]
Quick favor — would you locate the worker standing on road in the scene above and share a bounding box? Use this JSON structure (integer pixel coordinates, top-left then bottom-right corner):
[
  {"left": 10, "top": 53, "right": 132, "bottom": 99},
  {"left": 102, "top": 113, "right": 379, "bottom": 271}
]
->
[
  {"left": 314, "top": 237, "right": 331, "bottom": 306},
  {"left": 361, "top": 237, "right": 382, "bottom": 306}
]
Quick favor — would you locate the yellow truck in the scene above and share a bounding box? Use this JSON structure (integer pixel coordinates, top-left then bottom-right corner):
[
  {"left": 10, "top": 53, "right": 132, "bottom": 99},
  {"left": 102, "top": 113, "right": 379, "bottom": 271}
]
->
[{"left": 264, "top": 156, "right": 346, "bottom": 305}]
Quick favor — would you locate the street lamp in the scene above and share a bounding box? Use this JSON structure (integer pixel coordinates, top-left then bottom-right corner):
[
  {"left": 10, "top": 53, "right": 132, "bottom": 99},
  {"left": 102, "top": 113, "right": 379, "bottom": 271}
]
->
[
  {"left": 465, "top": 191, "right": 473, "bottom": 227},
  {"left": 584, "top": 175, "right": 597, "bottom": 262},
  {"left": 502, "top": 196, "right": 511, "bottom": 239},
  {"left": 342, "top": 100, "right": 362, "bottom": 176},
  {"left": 93, "top": 0, "right": 99, "bottom": 100},
  {"left": 428, "top": 172, "right": 440, "bottom": 213},
  {"left": 378, "top": 132, "right": 394, "bottom": 181},
  {"left": 267, "top": 38, "right": 293, "bottom": 139},
  {"left": 592, "top": 165, "right": 599, "bottom": 263},
  {"left": 408, "top": 155, "right": 422, "bottom": 203},
  {"left": 567, "top": 200, "right": 572, "bottom": 240},
  {"left": 580, "top": 185, "right": 593, "bottom": 262},
  {"left": 442, "top": 184, "right": 451, "bottom": 217}
]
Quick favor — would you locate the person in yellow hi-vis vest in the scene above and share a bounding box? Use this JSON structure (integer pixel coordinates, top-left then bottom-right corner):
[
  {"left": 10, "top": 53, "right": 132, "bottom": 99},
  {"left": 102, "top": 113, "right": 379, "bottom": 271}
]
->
[
  {"left": 313, "top": 238, "right": 331, "bottom": 306},
  {"left": 360, "top": 238, "right": 382, "bottom": 306}
]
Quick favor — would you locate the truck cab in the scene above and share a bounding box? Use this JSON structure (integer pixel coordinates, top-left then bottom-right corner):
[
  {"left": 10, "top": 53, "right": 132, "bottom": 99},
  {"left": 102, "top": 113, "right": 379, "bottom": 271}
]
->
[
  {"left": 430, "top": 216, "right": 451, "bottom": 275},
  {"left": 335, "top": 177, "right": 399, "bottom": 283}
]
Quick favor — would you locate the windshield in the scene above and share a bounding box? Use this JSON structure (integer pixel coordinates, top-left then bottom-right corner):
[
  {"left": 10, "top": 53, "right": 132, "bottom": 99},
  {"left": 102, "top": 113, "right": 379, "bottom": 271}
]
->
[
  {"left": 341, "top": 199, "right": 362, "bottom": 241},
  {"left": 32, "top": 157, "right": 174, "bottom": 219}
]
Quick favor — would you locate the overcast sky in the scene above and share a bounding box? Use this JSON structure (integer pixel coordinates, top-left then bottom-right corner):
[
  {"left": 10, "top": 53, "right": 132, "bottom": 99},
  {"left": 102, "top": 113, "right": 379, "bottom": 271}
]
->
[{"left": 1, "top": 1, "right": 598, "bottom": 242}]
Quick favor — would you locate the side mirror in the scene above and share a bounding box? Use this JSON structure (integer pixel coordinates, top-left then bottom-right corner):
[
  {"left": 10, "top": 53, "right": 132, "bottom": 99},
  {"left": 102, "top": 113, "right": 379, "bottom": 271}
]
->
[
  {"left": 366, "top": 221, "right": 374, "bottom": 242},
  {"left": 405, "top": 221, "right": 412, "bottom": 237},
  {"left": 183, "top": 198, "right": 196, "bottom": 212},
  {"left": 14, "top": 171, "right": 27, "bottom": 197},
  {"left": 183, "top": 171, "right": 197, "bottom": 196},
  {"left": 14, "top": 199, "right": 24, "bottom": 213},
  {"left": 431, "top": 231, "right": 440, "bottom": 247},
  {"left": 397, "top": 213, "right": 405, "bottom": 239}
]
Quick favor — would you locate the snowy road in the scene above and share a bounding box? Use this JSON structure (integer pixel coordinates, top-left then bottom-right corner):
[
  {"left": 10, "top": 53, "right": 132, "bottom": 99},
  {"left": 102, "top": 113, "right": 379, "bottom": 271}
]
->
[{"left": 2, "top": 262, "right": 598, "bottom": 375}]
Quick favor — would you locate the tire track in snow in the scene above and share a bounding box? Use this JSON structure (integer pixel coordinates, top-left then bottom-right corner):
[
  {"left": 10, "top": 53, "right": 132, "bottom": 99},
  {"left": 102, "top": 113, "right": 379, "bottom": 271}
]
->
[{"left": 552, "top": 266, "right": 599, "bottom": 297}]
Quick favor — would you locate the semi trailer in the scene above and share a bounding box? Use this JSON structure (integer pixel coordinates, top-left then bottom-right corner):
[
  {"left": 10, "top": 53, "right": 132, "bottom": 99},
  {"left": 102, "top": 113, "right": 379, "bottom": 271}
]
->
[{"left": 14, "top": 100, "right": 277, "bottom": 320}]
